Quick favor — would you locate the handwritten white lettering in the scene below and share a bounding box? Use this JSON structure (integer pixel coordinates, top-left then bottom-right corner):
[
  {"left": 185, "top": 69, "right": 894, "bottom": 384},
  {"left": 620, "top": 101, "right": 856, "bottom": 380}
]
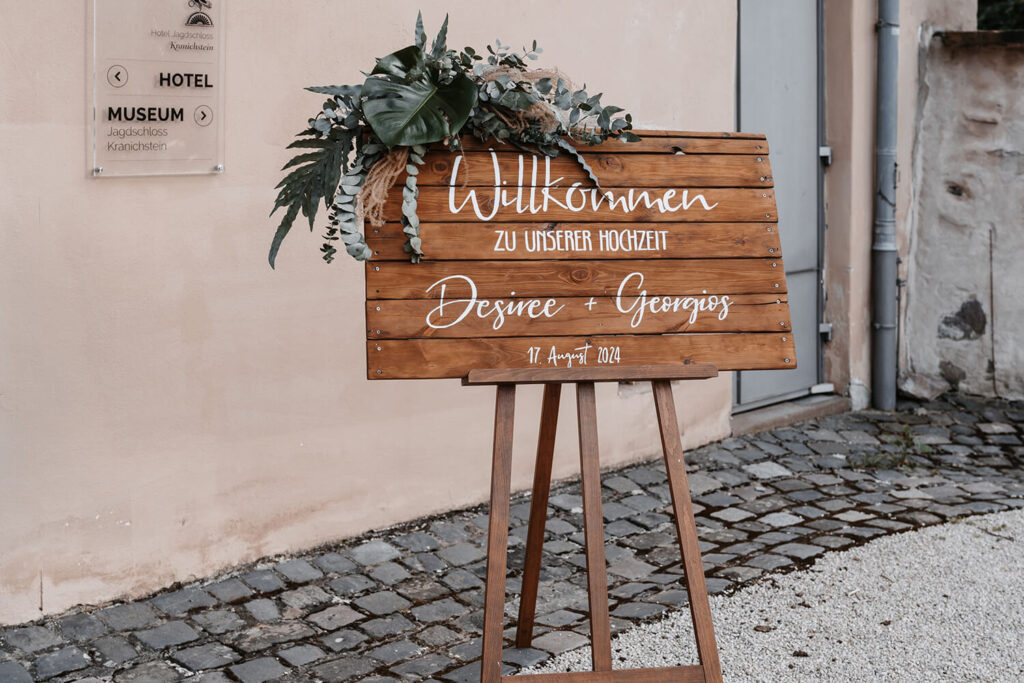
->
[
  {"left": 615, "top": 272, "right": 732, "bottom": 328},
  {"left": 450, "top": 152, "right": 719, "bottom": 221}
]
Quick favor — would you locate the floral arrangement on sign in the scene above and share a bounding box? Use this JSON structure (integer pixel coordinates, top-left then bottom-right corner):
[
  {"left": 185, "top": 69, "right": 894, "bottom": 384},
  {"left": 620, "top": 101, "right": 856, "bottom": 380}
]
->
[{"left": 269, "top": 13, "right": 639, "bottom": 267}]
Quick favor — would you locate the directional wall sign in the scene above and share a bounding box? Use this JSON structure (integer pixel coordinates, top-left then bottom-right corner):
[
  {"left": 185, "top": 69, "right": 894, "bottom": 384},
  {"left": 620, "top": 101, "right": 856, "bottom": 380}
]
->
[{"left": 91, "top": 0, "right": 225, "bottom": 176}]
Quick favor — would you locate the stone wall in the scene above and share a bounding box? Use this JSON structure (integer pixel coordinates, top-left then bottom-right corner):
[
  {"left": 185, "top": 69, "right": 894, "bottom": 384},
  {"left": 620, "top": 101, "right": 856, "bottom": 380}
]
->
[{"left": 902, "top": 31, "right": 1024, "bottom": 400}]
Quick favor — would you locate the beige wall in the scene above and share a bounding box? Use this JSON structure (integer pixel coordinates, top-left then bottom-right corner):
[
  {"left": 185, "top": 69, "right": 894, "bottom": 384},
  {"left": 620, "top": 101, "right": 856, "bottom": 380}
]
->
[
  {"left": 0, "top": 1, "right": 737, "bottom": 625},
  {"left": 822, "top": 0, "right": 975, "bottom": 408}
]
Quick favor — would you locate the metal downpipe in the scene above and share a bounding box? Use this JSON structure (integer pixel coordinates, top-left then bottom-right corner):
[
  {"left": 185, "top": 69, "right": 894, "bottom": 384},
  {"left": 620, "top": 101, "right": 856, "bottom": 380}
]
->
[{"left": 872, "top": 0, "right": 900, "bottom": 410}]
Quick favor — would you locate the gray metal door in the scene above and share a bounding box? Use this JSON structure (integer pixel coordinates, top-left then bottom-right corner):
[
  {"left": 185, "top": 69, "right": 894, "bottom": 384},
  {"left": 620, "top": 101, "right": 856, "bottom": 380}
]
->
[{"left": 735, "top": 0, "right": 823, "bottom": 408}]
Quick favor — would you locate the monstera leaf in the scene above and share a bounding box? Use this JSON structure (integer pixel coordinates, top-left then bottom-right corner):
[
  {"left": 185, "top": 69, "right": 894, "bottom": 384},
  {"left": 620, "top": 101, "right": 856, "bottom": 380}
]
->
[{"left": 361, "top": 45, "right": 476, "bottom": 148}]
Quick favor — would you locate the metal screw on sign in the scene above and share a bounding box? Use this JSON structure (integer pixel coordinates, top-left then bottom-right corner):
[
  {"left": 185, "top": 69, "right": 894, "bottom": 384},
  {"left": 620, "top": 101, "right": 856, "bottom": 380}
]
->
[
  {"left": 765, "top": 213, "right": 771, "bottom": 218},
  {"left": 375, "top": 306, "right": 381, "bottom": 311},
  {"left": 769, "top": 248, "right": 775, "bottom": 253},
  {"left": 376, "top": 346, "right": 382, "bottom": 351},
  {"left": 757, "top": 157, "right": 763, "bottom": 162},
  {"left": 93, "top": 167, "right": 103, "bottom": 175},
  {"left": 214, "top": 164, "right": 224, "bottom": 172},
  {"left": 376, "top": 369, "right": 382, "bottom": 375},
  {"left": 375, "top": 330, "right": 381, "bottom": 334},
  {"left": 762, "top": 193, "right": 767, "bottom": 198},
  {"left": 784, "top": 358, "right": 791, "bottom": 363},
  {"left": 374, "top": 266, "right": 380, "bottom": 271},
  {"left": 771, "top": 262, "right": 778, "bottom": 268},
  {"left": 780, "top": 321, "right": 787, "bottom": 327},
  {"left": 773, "top": 283, "right": 780, "bottom": 288},
  {"left": 782, "top": 337, "right": 788, "bottom": 341},
  {"left": 766, "top": 226, "right": 773, "bottom": 232}
]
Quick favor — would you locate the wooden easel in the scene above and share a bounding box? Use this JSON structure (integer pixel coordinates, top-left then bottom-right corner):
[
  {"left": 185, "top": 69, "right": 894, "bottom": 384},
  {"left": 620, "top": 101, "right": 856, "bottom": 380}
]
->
[{"left": 464, "top": 364, "right": 724, "bottom": 683}]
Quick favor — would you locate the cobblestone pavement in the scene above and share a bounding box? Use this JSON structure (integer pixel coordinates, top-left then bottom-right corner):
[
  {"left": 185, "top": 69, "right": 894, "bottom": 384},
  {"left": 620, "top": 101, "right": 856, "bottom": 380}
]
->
[{"left": 2, "top": 393, "right": 1023, "bottom": 683}]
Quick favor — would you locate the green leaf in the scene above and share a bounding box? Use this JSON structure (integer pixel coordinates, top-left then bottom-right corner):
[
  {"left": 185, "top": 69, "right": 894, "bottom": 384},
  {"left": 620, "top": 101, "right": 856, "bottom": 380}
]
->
[
  {"left": 268, "top": 202, "right": 300, "bottom": 268},
  {"left": 619, "top": 131, "right": 642, "bottom": 143},
  {"left": 280, "top": 152, "right": 322, "bottom": 170},
  {"left": 372, "top": 45, "right": 425, "bottom": 79},
  {"left": 430, "top": 14, "right": 449, "bottom": 59},
  {"left": 305, "top": 84, "right": 362, "bottom": 98},
  {"left": 556, "top": 137, "right": 601, "bottom": 188},
  {"left": 414, "top": 11, "right": 426, "bottom": 49},
  {"left": 362, "top": 59, "right": 476, "bottom": 147}
]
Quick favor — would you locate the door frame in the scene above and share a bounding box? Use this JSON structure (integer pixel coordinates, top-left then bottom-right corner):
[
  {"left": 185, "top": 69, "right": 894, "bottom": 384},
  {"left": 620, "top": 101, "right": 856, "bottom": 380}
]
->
[{"left": 732, "top": 0, "right": 828, "bottom": 412}]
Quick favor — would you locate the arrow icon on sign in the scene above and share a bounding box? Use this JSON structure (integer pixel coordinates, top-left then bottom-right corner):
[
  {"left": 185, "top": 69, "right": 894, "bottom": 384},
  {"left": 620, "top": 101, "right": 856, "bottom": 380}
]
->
[
  {"left": 194, "top": 105, "right": 213, "bottom": 126},
  {"left": 106, "top": 65, "right": 128, "bottom": 88}
]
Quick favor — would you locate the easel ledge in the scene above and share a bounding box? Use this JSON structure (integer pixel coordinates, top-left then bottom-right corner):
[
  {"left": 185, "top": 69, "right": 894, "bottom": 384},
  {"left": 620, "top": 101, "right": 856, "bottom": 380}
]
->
[{"left": 469, "top": 363, "right": 724, "bottom": 683}]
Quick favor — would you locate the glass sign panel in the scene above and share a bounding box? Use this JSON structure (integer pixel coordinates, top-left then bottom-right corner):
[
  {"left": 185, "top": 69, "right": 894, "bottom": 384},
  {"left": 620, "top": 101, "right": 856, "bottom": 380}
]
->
[{"left": 92, "top": 0, "right": 225, "bottom": 176}]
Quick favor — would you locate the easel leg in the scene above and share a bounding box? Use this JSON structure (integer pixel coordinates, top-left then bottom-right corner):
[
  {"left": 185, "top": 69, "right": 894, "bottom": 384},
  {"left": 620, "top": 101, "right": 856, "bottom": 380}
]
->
[
  {"left": 516, "top": 383, "right": 561, "bottom": 648},
  {"left": 576, "top": 381, "right": 613, "bottom": 671},
  {"left": 652, "top": 380, "right": 724, "bottom": 683},
  {"left": 482, "top": 385, "right": 516, "bottom": 683}
]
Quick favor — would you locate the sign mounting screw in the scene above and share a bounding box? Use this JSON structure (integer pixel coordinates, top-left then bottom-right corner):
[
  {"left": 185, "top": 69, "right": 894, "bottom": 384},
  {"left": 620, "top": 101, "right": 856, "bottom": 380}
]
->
[
  {"left": 93, "top": 167, "right": 103, "bottom": 175},
  {"left": 214, "top": 164, "right": 224, "bottom": 172}
]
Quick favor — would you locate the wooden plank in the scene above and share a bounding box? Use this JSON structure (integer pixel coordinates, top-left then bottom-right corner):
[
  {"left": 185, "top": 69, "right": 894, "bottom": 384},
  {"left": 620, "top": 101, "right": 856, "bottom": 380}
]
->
[
  {"left": 415, "top": 152, "right": 772, "bottom": 188},
  {"left": 502, "top": 665, "right": 706, "bottom": 683},
  {"left": 366, "top": 259, "right": 788, "bottom": 300},
  {"left": 576, "top": 381, "right": 613, "bottom": 671},
  {"left": 366, "top": 222, "right": 783, "bottom": 261},
  {"left": 481, "top": 385, "right": 516, "bottom": 683},
  {"left": 368, "top": 334, "right": 797, "bottom": 379},
  {"left": 652, "top": 380, "right": 723, "bottom": 683},
  {"left": 368, "top": 294, "right": 790, "bottom": 339},
  {"left": 448, "top": 131, "right": 768, "bottom": 154},
  {"left": 464, "top": 364, "right": 718, "bottom": 385},
  {"left": 384, "top": 187, "right": 778, "bottom": 223},
  {"left": 516, "top": 383, "right": 561, "bottom": 649},
  {"left": 630, "top": 129, "right": 765, "bottom": 139}
]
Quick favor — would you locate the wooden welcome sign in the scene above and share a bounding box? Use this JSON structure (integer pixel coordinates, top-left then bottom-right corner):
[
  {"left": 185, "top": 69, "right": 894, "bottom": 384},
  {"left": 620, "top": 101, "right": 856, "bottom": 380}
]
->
[
  {"left": 364, "top": 130, "right": 795, "bottom": 379},
  {"left": 364, "top": 130, "right": 793, "bottom": 683}
]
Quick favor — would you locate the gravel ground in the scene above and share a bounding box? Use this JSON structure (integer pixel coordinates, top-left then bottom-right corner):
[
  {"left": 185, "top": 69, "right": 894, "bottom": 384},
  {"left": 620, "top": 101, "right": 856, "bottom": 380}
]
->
[{"left": 522, "top": 510, "right": 1024, "bottom": 682}]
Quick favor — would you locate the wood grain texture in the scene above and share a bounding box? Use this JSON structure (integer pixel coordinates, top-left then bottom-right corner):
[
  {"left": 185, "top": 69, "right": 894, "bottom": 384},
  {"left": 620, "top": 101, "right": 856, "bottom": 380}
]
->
[
  {"left": 367, "top": 259, "right": 787, "bottom": 300},
  {"left": 501, "top": 666, "right": 706, "bottom": 682},
  {"left": 368, "top": 334, "right": 796, "bottom": 379},
  {"left": 364, "top": 130, "right": 794, "bottom": 381},
  {"left": 482, "top": 385, "right": 516, "bottom": 683},
  {"left": 383, "top": 187, "right": 777, "bottom": 222},
  {"left": 369, "top": 294, "right": 790, "bottom": 339},
  {"left": 516, "top": 383, "right": 561, "bottom": 649},
  {"left": 653, "top": 380, "right": 723, "bottom": 683},
  {"left": 415, "top": 152, "right": 772, "bottom": 188},
  {"left": 366, "top": 222, "right": 782, "bottom": 261},
  {"left": 464, "top": 365, "right": 718, "bottom": 385},
  {"left": 576, "top": 381, "right": 613, "bottom": 671}
]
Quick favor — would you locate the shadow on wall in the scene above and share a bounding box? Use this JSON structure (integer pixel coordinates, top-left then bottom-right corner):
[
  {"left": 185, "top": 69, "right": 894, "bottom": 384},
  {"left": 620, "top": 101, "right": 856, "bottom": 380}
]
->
[{"left": 901, "top": 30, "right": 1024, "bottom": 401}]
